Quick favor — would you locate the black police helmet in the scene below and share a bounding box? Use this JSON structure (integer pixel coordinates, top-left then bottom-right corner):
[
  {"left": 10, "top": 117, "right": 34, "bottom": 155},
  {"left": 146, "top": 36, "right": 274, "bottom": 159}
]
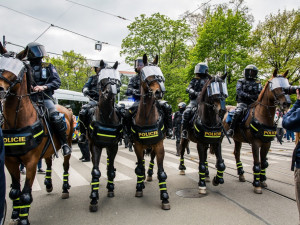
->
[
  {"left": 194, "top": 62, "right": 208, "bottom": 75},
  {"left": 244, "top": 65, "right": 258, "bottom": 79},
  {"left": 27, "top": 42, "right": 47, "bottom": 60},
  {"left": 134, "top": 59, "right": 144, "bottom": 73}
]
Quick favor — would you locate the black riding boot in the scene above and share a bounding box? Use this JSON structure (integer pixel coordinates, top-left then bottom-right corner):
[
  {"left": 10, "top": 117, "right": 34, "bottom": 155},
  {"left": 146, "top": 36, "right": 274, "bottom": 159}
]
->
[
  {"left": 227, "top": 113, "right": 239, "bottom": 137},
  {"left": 78, "top": 122, "right": 87, "bottom": 143},
  {"left": 50, "top": 112, "right": 72, "bottom": 156},
  {"left": 159, "top": 101, "right": 173, "bottom": 138},
  {"left": 181, "top": 108, "right": 191, "bottom": 139}
]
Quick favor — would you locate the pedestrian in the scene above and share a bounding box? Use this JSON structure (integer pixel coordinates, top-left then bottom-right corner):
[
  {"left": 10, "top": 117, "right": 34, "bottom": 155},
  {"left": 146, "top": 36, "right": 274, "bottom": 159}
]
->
[
  {"left": 282, "top": 89, "right": 300, "bottom": 223},
  {"left": 20, "top": 159, "right": 45, "bottom": 174},
  {"left": 275, "top": 111, "right": 284, "bottom": 143}
]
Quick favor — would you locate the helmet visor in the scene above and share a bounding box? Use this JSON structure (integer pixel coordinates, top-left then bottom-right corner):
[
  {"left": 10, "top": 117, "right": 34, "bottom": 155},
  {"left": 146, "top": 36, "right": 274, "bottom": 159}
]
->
[{"left": 29, "top": 45, "right": 47, "bottom": 58}]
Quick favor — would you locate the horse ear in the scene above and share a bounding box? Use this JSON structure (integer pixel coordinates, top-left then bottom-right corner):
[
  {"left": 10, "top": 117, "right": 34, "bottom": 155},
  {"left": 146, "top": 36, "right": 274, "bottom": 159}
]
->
[
  {"left": 16, "top": 46, "right": 29, "bottom": 60},
  {"left": 273, "top": 68, "right": 278, "bottom": 77},
  {"left": 221, "top": 72, "right": 227, "bottom": 80},
  {"left": 100, "top": 60, "right": 105, "bottom": 68},
  {"left": 283, "top": 70, "right": 289, "bottom": 77},
  {"left": 0, "top": 42, "right": 7, "bottom": 55},
  {"left": 143, "top": 54, "right": 147, "bottom": 66},
  {"left": 152, "top": 55, "right": 159, "bottom": 65},
  {"left": 113, "top": 61, "right": 118, "bottom": 69}
]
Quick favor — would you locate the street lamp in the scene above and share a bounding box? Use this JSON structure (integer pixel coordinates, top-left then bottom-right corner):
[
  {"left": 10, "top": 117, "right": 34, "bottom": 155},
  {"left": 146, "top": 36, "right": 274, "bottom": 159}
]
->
[
  {"left": 95, "top": 41, "right": 102, "bottom": 51},
  {"left": 64, "top": 72, "right": 69, "bottom": 90}
]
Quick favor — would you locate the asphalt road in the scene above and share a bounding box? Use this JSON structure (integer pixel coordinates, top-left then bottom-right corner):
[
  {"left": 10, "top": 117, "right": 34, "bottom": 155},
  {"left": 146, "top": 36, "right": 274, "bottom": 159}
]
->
[{"left": 4, "top": 138, "right": 298, "bottom": 225}]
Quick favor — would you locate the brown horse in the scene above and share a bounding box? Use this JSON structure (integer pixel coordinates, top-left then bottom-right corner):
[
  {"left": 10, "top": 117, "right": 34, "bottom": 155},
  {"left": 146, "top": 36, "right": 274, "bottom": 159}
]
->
[
  {"left": 179, "top": 74, "right": 228, "bottom": 194},
  {"left": 130, "top": 54, "right": 170, "bottom": 210},
  {"left": 87, "top": 62, "right": 123, "bottom": 212},
  {"left": 0, "top": 43, "right": 73, "bottom": 225},
  {"left": 223, "top": 69, "right": 291, "bottom": 194}
]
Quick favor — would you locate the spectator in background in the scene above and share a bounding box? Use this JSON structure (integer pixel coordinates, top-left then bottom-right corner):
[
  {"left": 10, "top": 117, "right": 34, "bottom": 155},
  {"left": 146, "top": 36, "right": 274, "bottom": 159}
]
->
[
  {"left": 282, "top": 89, "right": 300, "bottom": 223},
  {"left": 275, "top": 111, "right": 284, "bottom": 143}
]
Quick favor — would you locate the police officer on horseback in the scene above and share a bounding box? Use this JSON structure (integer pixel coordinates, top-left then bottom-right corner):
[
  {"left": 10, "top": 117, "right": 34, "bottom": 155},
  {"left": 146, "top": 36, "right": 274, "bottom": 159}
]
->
[
  {"left": 27, "top": 42, "right": 72, "bottom": 156},
  {"left": 78, "top": 60, "right": 107, "bottom": 142},
  {"left": 182, "top": 62, "right": 210, "bottom": 139},
  {"left": 125, "top": 58, "right": 173, "bottom": 138},
  {"left": 227, "top": 65, "right": 262, "bottom": 137}
]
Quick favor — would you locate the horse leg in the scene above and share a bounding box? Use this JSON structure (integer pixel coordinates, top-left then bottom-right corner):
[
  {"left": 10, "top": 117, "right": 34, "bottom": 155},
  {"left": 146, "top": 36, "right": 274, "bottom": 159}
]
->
[
  {"left": 62, "top": 154, "right": 71, "bottom": 199},
  {"left": 134, "top": 144, "right": 145, "bottom": 197},
  {"left": 146, "top": 151, "right": 155, "bottom": 182},
  {"left": 44, "top": 157, "right": 53, "bottom": 193},
  {"left": 252, "top": 144, "right": 262, "bottom": 194},
  {"left": 178, "top": 138, "right": 187, "bottom": 175},
  {"left": 106, "top": 145, "right": 118, "bottom": 197},
  {"left": 197, "top": 143, "right": 207, "bottom": 194},
  {"left": 18, "top": 161, "right": 38, "bottom": 225},
  {"left": 155, "top": 143, "right": 170, "bottom": 210},
  {"left": 260, "top": 143, "right": 270, "bottom": 188},
  {"left": 204, "top": 150, "right": 210, "bottom": 182},
  {"left": 89, "top": 145, "right": 102, "bottom": 212},
  {"left": 234, "top": 140, "right": 245, "bottom": 182},
  {"left": 5, "top": 158, "right": 21, "bottom": 224},
  {"left": 212, "top": 143, "right": 226, "bottom": 186}
]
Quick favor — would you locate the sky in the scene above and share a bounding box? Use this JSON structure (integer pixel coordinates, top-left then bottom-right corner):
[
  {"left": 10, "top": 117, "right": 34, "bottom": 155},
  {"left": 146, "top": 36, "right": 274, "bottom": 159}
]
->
[{"left": 0, "top": 0, "right": 299, "bottom": 72}]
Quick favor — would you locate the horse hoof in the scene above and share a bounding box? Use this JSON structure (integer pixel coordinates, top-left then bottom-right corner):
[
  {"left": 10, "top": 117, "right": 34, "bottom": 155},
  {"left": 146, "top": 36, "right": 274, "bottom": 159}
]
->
[
  {"left": 107, "top": 191, "right": 114, "bottom": 197},
  {"left": 212, "top": 177, "right": 219, "bottom": 186},
  {"left": 199, "top": 187, "right": 206, "bottom": 195},
  {"left": 9, "top": 220, "right": 19, "bottom": 225},
  {"left": 260, "top": 181, "right": 267, "bottom": 188},
  {"left": 61, "top": 192, "right": 69, "bottom": 199},
  {"left": 89, "top": 204, "right": 98, "bottom": 212},
  {"left": 135, "top": 191, "right": 143, "bottom": 197},
  {"left": 46, "top": 186, "right": 53, "bottom": 193},
  {"left": 146, "top": 176, "right": 152, "bottom": 182},
  {"left": 239, "top": 175, "right": 246, "bottom": 182},
  {"left": 254, "top": 187, "right": 262, "bottom": 194},
  {"left": 161, "top": 203, "right": 170, "bottom": 210},
  {"left": 179, "top": 170, "right": 185, "bottom": 175},
  {"left": 205, "top": 176, "right": 210, "bottom": 182}
]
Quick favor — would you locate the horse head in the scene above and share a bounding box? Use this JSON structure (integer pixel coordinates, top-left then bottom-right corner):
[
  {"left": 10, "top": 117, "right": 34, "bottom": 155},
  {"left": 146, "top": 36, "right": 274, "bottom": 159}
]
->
[
  {"left": 140, "top": 54, "right": 165, "bottom": 100},
  {"left": 0, "top": 43, "right": 29, "bottom": 99},
  {"left": 266, "top": 69, "right": 291, "bottom": 111},
  {"left": 98, "top": 61, "right": 121, "bottom": 100},
  {"left": 199, "top": 73, "right": 228, "bottom": 119}
]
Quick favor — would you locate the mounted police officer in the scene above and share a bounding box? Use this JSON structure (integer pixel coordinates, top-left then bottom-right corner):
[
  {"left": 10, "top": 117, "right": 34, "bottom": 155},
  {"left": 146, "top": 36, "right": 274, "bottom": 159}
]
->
[
  {"left": 173, "top": 102, "right": 186, "bottom": 155},
  {"left": 78, "top": 60, "right": 106, "bottom": 142},
  {"left": 227, "top": 65, "right": 262, "bottom": 137},
  {"left": 27, "top": 42, "right": 72, "bottom": 156},
  {"left": 125, "top": 58, "right": 173, "bottom": 138},
  {"left": 182, "top": 62, "right": 210, "bottom": 139}
]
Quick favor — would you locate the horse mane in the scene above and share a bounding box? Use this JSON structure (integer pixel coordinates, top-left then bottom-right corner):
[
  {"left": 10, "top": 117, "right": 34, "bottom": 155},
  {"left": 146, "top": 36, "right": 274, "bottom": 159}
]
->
[
  {"left": 256, "top": 78, "right": 272, "bottom": 102},
  {"left": 198, "top": 75, "right": 214, "bottom": 103}
]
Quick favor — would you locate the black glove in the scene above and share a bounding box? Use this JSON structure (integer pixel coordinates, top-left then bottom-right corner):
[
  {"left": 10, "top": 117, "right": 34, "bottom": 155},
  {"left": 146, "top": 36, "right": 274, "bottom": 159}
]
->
[
  {"left": 249, "top": 94, "right": 258, "bottom": 100},
  {"left": 83, "top": 88, "right": 89, "bottom": 97},
  {"left": 133, "top": 89, "right": 140, "bottom": 96}
]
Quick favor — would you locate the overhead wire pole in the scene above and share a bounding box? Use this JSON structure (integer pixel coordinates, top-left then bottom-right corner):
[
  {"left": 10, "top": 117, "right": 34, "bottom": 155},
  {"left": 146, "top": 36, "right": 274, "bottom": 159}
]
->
[
  {"left": 0, "top": 3, "right": 118, "bottom": 47},
  {"left": 65, "top": 0, "right": 133, "bottom": 22}
]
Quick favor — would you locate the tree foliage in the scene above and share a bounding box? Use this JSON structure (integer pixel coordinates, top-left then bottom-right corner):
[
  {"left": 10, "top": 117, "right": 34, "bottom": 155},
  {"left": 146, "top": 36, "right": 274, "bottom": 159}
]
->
[
  {"left": 46, "top": 51, "right": 92, "bottom": 92},
  {"left": 253, "top": 9, "right": 300, "bottom": 84}
]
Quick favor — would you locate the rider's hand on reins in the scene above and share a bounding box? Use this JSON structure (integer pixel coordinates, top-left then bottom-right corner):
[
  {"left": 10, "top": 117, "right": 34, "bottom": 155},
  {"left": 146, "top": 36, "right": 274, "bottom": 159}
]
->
[{"left": 33, "top": 85, "right": 47, "bottom": 92}]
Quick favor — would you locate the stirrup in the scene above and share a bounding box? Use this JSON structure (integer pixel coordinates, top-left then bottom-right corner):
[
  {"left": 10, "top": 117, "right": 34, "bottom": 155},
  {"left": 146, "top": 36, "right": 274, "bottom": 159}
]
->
[
  {"left": 227, "top": 129, "right": 234, "bottom": 137},
  {"left": 78, "top": 133, "right": 86, "bottom": 143},
  {"left": 166, "top": 128, "right": 173, "bottom": 139},
  {"left": 62, "top": 144, "right": 72, "bottom": 156},
  {"left": 181, "top": 130, "right": 188, "bottom": 139}
]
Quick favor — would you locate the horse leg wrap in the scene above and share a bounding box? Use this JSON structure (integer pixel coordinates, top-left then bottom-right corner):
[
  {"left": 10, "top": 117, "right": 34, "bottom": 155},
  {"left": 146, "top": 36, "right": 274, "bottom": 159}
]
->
[
  {"left": 9, "top": 188, "right": 21, "bottom": 220},
  {"left": 90, "top": 168, "right": 101, "bottom": 201},
  {"left": 215, "top": 161, "right": 226, "bottom": 184},
  {"left": 198, "top": 163, "right": 206, "bottom": 187},
  {"left": 19, "top": 192, "right": 33, "bottom": 224},
  {"left": 44, "top": 169, "right": 52, "bottom": 188},
  {"left": 253, "top": 164, "right": 261, "bottom": 187},
  {"left": 236, "top": 161, "right": 244, "bottom": 175},
  {"left": 260, "top": 161, "right": 269, "bottom": 182},
  {"left": 135, "top": 163, "right": 145, "bottom": 191},
  {"left": 62, "top": 172, "right": 70, "bottom": 192},
  {"left": 106, "top": 168, "right": 116, "bottom": 192},
  {"left": 158, "top": 171, "right": 169, "bottom": 201},
  {"left": 179, "top": 158, "right": 186, "bottom": 170},
  {"left": 147, "top": 161, "right": 155, "bottom": 177},
  {"left": 205, "top": 161, "right": 209, "bottom": 177}
]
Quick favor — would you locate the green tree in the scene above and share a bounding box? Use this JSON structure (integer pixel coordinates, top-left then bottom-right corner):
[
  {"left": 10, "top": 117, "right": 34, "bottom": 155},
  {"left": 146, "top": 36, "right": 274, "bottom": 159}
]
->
[
  {"left": 188, "top": 4, "right": 254, "bottom": 105},
  {"left": 253, "top": 9, "right": 300, "bottom": 84},
  {"left": 46, "top": 51, "right": 92, "bottom": 92}
]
